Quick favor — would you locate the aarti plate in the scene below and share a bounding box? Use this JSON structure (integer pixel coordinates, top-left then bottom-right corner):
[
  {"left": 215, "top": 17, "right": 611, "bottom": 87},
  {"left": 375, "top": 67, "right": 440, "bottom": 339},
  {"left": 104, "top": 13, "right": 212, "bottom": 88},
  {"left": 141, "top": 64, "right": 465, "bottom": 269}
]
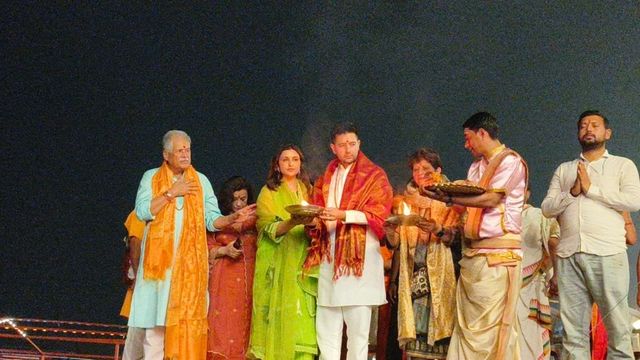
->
[
  {"left": 424, "top": 182, "right": 486, "bottom": 196},
  {"left": 285, "top": 204, "right": 323, "bottom": 216},
  {"left": 385, "top": 214, "right": 423, "bottom": 226}
]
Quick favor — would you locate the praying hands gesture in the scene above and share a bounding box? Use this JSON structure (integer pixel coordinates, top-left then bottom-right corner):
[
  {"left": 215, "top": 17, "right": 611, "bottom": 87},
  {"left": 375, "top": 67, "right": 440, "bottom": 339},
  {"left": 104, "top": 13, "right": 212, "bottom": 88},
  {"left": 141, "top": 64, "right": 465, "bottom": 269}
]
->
[{"left": 571, "top": 161, "right": 591, "bottom": 197}]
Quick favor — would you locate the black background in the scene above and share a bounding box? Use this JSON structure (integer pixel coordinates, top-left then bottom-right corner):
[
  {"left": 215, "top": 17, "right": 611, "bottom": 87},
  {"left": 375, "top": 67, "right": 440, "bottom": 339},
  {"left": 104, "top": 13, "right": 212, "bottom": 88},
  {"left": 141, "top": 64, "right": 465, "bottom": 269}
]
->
[{"left": 2, "top": 2, "right": 639, "bottom": 324}]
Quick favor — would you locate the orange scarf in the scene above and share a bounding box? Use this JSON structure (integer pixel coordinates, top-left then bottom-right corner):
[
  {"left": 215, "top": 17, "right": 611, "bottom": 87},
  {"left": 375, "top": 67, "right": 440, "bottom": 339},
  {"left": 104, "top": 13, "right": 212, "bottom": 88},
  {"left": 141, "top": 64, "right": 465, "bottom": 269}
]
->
[
  {"left": 120, "top": 211, "right": 146, "bottom": 318},
  {"left": 304, "top": 152, "right": 392, "bottom": 279},
  {"left": 124, "top": 210, "right": 146, "bottom": 239},
  {"left": 144, "top": 162, "right": 208, "bottom": 360},
  {"left": 464, "top": 148, "right": 528, "bottom": 240}
]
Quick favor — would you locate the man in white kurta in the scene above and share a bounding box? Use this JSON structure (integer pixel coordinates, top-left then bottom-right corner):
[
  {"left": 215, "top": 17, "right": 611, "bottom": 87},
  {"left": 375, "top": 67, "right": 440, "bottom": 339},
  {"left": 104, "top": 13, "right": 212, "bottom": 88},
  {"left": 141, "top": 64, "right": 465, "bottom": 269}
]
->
[
  {"left": 304, "top": 123, "right": 393, "bottom": 360},
  {"left": 128, "top": 130, "right": 255, "bottom": 360}
]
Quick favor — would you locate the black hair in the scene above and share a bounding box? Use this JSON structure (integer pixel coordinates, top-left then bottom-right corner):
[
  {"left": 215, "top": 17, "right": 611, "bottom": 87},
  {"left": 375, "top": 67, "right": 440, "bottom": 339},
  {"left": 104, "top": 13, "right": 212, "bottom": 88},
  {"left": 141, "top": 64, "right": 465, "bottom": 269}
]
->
[
  {"left": 218, "top": 176, "right": 254, "bottom": 215},
  {"left": 330, "top": 122, "right": 359, "bottom": 143},
  {"left": 408, "top": 147, "right": 443, "bottom": 171},
  {"left": 577, "top": 110, "right": 609, "bottom": 129},
  {"left": 462, "top": 112, "right": 499, "bottom": 139},
  {"left": 265, "top": 144, "right": 312, "bottom": 193}
]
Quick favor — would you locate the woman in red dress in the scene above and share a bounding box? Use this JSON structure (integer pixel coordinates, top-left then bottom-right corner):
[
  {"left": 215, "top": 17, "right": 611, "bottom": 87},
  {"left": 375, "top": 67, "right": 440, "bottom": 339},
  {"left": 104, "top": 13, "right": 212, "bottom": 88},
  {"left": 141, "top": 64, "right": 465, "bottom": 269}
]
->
[{"left": 207, "top": 176, "right": 257, "bottom": 360}]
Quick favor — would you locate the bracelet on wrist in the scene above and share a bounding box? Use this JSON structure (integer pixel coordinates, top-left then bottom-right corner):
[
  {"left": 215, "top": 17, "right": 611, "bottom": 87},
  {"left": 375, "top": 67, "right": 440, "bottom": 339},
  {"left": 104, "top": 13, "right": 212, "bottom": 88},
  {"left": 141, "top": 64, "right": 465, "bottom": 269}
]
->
[{"left": 163, "top": 191, "right": 174, "bottom": 201}]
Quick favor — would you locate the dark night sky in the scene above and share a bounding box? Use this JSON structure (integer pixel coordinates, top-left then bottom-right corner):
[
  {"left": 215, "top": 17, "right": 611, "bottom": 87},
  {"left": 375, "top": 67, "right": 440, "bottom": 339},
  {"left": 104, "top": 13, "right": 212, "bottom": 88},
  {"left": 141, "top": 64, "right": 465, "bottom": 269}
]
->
[{"left": 2, "top": 2, "right": 639, "bottom": 324}]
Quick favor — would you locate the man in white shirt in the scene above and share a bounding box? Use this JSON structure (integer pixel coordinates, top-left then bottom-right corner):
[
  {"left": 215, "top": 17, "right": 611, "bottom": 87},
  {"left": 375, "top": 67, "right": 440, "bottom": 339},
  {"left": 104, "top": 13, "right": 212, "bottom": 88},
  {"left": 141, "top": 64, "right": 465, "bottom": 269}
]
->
[
  {"left": 303, "top": 122, "right": 393, "bottom": 360},
  {"left": 541, "top": 110, "right": 640, "bottom": 359}
]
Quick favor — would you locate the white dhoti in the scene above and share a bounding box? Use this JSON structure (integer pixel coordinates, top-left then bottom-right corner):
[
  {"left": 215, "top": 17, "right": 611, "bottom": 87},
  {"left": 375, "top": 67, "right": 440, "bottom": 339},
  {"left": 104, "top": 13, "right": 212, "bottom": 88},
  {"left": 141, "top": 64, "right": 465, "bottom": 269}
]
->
[{"left": 447, "top": 254, "right": 522, "bottom": 360}]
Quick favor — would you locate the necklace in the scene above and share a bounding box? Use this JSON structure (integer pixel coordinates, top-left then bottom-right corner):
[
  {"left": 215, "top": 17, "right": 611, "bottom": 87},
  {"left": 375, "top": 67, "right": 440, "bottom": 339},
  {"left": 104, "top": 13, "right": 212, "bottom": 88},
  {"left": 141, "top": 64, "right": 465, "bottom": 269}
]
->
[{"left": 175, "top": 199, "right": 184, "bottom": 211}]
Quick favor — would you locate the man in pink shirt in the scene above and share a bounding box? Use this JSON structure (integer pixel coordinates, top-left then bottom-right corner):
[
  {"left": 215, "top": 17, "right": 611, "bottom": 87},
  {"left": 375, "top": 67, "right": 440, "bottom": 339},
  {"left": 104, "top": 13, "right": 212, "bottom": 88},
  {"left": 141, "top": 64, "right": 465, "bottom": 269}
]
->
[{"left": 425, "top": 112, "right": 528, "bottom": 360}]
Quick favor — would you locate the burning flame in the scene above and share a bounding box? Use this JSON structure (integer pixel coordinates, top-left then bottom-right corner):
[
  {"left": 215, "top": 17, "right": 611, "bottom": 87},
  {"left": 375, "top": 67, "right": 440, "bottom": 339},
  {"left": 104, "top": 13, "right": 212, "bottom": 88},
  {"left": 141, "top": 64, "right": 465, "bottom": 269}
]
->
[
  {"left": 402, "top": 201, "right": 411, "bottom": 215},
  {"left": 301, "top": 200, "right": 309, "bottom": 206}
]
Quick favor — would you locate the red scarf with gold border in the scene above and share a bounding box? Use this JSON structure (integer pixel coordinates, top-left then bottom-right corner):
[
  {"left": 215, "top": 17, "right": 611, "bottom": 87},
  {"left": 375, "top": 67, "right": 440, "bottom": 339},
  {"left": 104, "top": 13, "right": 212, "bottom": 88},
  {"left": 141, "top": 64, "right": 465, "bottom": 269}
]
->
[{"left": 304, "top": 152, "right": 393, "bottom": 279}]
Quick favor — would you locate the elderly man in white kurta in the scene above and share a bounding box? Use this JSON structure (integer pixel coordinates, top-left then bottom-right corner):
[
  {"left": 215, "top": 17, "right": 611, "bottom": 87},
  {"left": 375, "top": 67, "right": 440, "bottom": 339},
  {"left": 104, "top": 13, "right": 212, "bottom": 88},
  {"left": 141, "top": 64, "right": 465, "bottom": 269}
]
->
[
  {"left": 129, "top": 130, "right": 255, "bottom": 360},
  {"left": 304, "top": 123, "right": 393, "bottom": 360}
]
